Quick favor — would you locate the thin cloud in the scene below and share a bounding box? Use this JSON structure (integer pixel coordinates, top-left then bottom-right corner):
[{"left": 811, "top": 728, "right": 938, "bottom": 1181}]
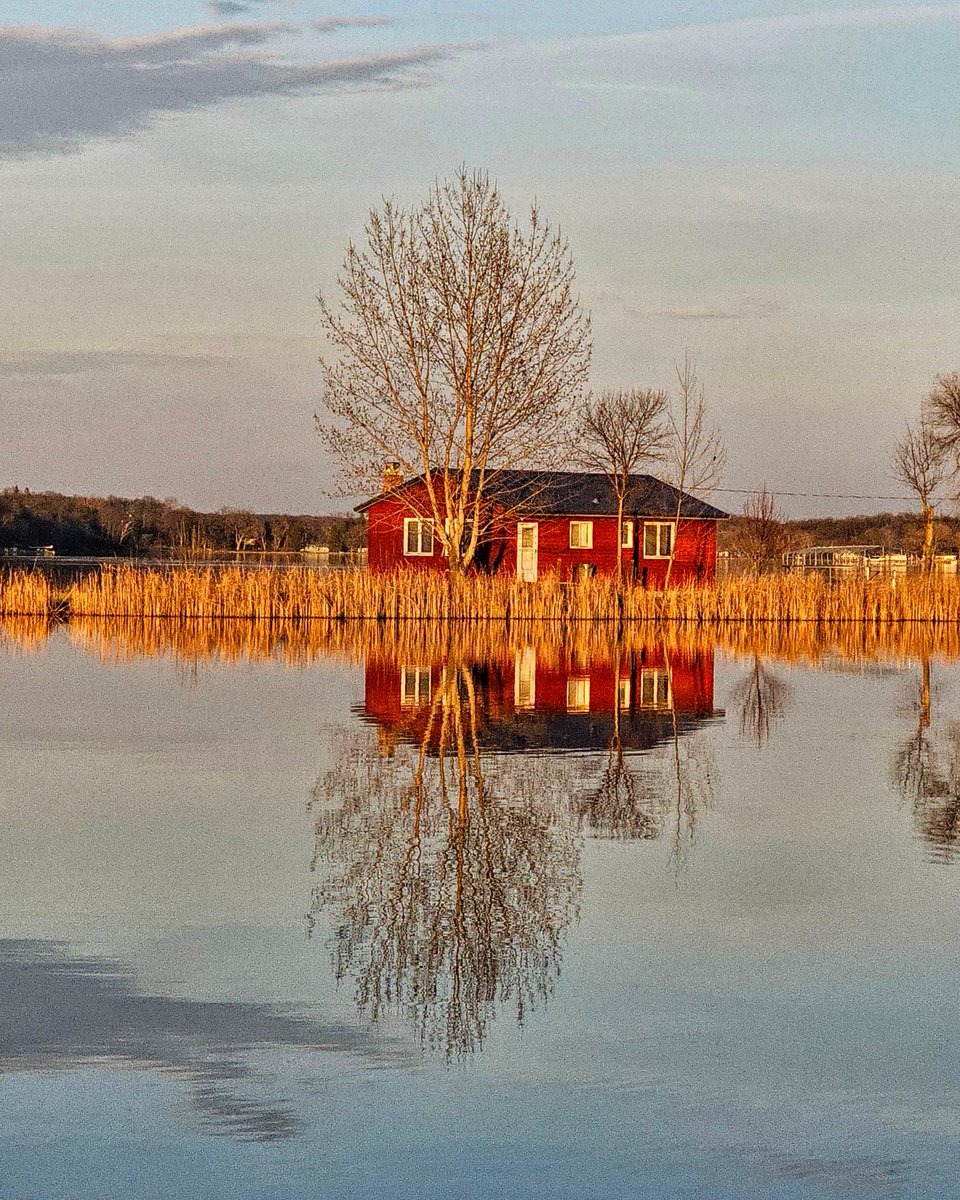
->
[
  {"left": 312, "top": 16, "right": 398, "bottom": 32},
  {"left": 208, "top": 1, "right": 258, "bottom": 16},
  {"left": 642, "top": 298, "right": 782, "bottom": 322},
  {"left": 0, "top": 22, "right": 452, "bottom": 158},
  {"left": 0, "top": 350, "right": 226, "bottom": 377}
]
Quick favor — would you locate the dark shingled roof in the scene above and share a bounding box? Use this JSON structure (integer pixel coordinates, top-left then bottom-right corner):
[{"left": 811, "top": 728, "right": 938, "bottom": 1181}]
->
[{"left": 357, "top": 469, "right": 727, "bottom": 520}]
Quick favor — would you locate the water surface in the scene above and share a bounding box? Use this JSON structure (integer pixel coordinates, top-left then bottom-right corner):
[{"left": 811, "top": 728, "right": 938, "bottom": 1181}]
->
[{"left": 2, "top": 619, "right": 959, "bottom": 1199}]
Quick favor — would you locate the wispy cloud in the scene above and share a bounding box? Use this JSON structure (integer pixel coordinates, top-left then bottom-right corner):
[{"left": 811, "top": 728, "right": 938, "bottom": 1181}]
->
[
  {"left": 640, "top": 298, "right": 782, "bottom": 322},
  {"left": 0, "top": 22, "right": 452, "bottom": 159},
  {"left": 208, "top": 0, "right": 262, "bottom": 16},
  {"left": 311, "top": 16, "right": 397, "bottom": 32},
  {"left": 206, "top": 0, "right": 395, "bottom": 22},
  {"left": 0, "top": 350, "right": 226, "bottom": 377}
]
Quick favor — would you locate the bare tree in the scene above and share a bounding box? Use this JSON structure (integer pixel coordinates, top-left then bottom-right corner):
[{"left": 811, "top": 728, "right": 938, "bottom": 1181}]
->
[
  {"left": 892, "top": 416, "right": 949, "bottom": 573},
  {"left": 927, "top": 371, "right": 960, "bottom": 467},
  {"left": 737, "top": 486, "right": 789, "bottom": 576},
  {"left": 664, "top": 356, "right": 726, "bottom": 586},
  {"left": 317, "top": 168, "right": 592, "bottom": 580},
  {"left": 579, "top": 388, "right": 669, "bottom": 587}
]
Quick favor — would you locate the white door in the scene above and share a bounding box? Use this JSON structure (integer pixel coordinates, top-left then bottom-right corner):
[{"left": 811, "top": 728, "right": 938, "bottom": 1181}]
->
[
  {"left": 514, "top": 645, "right": 537, "bottom": 709},
  {"left": 517, "top": 522, "right": 538, "bottom": 581}
]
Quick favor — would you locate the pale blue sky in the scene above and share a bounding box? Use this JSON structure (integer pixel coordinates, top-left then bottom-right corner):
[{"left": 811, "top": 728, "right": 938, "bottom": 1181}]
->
[{"left": 2, "top": 2, "right": 959, "bottom": 514}]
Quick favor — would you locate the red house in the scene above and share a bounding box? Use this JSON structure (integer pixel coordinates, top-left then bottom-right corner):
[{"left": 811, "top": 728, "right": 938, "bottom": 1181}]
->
[{"left": 358, "top": 467, "right": 727, "bottom": 586}]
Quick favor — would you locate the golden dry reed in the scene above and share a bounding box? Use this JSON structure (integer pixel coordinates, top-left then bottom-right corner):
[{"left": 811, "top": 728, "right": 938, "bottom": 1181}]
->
[{"left": 3, "top": 565, "right": 960, "bottom": 626}]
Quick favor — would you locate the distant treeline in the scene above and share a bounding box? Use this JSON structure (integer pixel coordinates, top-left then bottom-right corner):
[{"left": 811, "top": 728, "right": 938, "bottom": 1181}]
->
[
  {"left": 720, "top": 511, "right": 960, "bottom": 557},
  {"left": 5, "top": 488, "right": 958, "bottom": 562},
  {"left": 0, "top": 488, "right": 364, "bottom": 557}
]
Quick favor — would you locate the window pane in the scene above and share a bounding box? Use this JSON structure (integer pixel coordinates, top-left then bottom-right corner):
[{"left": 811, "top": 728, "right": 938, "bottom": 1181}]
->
[
  {"left": 621, "top": 521, "right": 632, "bottom": 548},
  {"left": 405, "top": 521, "right": 417, "bottom": 554},
  {"left": 644, "top": 525, "right": 657, "bottom": 557},
  {"left": 421, "top": 522, "right": 432, "bottom": 554},
  {"left": 660, "top": 524, "right": 672, "bottom": 556}
]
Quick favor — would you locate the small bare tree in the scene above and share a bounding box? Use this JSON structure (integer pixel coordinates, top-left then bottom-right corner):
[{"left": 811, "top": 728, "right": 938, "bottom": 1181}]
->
[
  {"left": 893, "top": 416, "right": 949, "bottom": 573},
  {"left": 737, "top": 486, "right": 788, "bottom": 576},
  {"left": 664, "top": 356, "right": 726, "bottom": 586},
  {"left": 317, "top": 168, "right": 592, "bottom": 581},
  {"left": 579, "top": 388, "right": 669, "bottom": 586}
]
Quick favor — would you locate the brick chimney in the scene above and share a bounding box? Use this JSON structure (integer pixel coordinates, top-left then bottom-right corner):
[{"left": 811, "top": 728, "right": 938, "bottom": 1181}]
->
[{"left": 382, "top": 460, "right": 404, "bottom": 493}]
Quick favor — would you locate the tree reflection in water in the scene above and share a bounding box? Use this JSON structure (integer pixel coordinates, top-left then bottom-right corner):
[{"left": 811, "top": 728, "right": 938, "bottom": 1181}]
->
[
  {"left": 731, "top": 655, "right": 793, "bottom": 749},
  {"left": 578, "top": 639, "right": 718, "bottom": 860},
  {"left": 895, "top": 655, "right": 960, "bottom": 863},
  {"left": 309, "top": 635, "right": 721, "bottom": 1057},
  {"left": 309, "top": 662, "right": 584, "bottom": 1058}
]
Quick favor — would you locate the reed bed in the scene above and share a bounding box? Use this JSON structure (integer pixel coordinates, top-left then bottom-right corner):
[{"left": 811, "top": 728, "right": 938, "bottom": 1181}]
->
[
  {"left": 3, "top": 565, "right": 960, "bottom": 627},
  {"left": 0, "top": 570, "right": 58, "bottom": 620}
]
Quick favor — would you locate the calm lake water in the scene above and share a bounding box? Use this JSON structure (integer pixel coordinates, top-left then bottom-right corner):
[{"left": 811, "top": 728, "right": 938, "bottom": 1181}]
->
[{"left": 2, "top": 619, "right": 959, "bottom": 1199}]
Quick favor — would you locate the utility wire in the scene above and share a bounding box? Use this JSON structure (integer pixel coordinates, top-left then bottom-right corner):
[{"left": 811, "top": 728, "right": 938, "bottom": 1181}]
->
[{"left": 705, "top": 486, "right": 919, "bottom": 502}]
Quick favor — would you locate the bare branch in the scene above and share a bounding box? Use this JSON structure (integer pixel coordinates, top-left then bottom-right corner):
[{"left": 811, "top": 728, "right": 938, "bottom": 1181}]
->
[
  {"left": 578, "top": 387, "right": 669, "bottom": 586},
  {"left": 736, "top": 486, "right": 788, "bottom": 576}
]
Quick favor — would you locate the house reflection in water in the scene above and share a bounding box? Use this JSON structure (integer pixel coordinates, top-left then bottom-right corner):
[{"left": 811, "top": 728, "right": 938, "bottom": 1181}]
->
[
  {"left": 311, "top": 637, "right": 722, "bottom": 1059},
  {"left": 360, "top": 641, "right": 720, "bottom": 757}
]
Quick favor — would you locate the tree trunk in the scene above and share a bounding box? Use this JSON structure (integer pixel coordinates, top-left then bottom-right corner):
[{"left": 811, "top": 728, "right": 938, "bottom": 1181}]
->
[
  {"left": 922, "top": 504, "right": 935, "bottom": 574},
  {"left": 615, "top": 495, "right": 624, "bottom": 592}
]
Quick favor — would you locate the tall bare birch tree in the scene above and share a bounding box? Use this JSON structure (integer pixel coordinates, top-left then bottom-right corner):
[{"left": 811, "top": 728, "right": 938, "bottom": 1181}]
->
[
  {"left": 664, "top": 357, "right": 725, "bottom": 586},
  {"left": 580, "top": 388, "right": 670, "bottom": 587},
  {"left": 317, "top": 169, "right": 592, "bottom": 579},
  {"left": 892, "top": 416, "right": 949, "bottom": 573}
]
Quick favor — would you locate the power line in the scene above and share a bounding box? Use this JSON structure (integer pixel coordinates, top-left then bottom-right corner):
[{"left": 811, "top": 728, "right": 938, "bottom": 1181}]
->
[{"left": 707, "top": 486, "right": 920, "bottom": 502}]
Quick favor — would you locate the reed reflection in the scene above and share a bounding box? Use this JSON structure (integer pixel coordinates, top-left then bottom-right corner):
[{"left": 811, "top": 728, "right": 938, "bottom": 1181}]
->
[
  {"left": 6, "top": 613, "right": 960, "bottom": 672},
  {"left": 310, "top": 634, "right": 722, "bottom": 1057},
  {"left": 895, "top": 654, "right": 960, "bottom": 863}
]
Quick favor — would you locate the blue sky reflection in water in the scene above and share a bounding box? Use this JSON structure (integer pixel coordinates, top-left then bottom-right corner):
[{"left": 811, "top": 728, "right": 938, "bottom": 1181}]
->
[{"left": 2, "top": 623, "right": 960, "bottom": 1198}]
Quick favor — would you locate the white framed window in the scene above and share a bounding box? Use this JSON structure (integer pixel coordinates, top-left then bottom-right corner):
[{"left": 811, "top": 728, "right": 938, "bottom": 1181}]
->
[
  {"left": 566, "top": 677, "right": 591, "bottom": 712},
  {"left": 403, "top": 517, "right": 434, "bottom": 556},
  {"left": 400, "top": 666, "right": 431, "bottom": 707},
  {"left": 643, "top": 521, "right": 674, "bottom": 559},
  {"left": 618, "top": 678, "right": 631, "bottom": 711},
  {"left": 639, "top": 668, "right": 671, "bottom": 710},
  {"left": 569, "top": 520, "right": 593, "bottom": 549},
  {"left": 621, "top": 520, "right": 634, "bottom": 549}
]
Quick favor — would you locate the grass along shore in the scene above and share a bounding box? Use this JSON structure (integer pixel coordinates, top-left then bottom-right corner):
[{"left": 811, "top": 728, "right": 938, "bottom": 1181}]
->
[{"left": 2, "top": 564, "right": 960, "bottom": 625}]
